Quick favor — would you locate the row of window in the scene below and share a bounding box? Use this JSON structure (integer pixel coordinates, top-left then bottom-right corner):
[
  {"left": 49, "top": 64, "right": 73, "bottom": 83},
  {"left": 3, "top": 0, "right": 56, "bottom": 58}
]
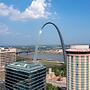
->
[
  {"left": 67, "top": 55, "right": 89, "bottom": 90},
  {"left": 68, "top": 56, "right": 89, "bottom": 60}
]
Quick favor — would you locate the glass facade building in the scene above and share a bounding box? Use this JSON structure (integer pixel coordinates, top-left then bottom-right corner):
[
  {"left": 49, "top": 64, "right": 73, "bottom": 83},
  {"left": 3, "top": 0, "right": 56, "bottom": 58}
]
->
[
  {"left": 66, "top": 45, "right": 90, "bottom": 90},
  {"left": 5, "top": 61, "right": 46, "bottom": 90}
]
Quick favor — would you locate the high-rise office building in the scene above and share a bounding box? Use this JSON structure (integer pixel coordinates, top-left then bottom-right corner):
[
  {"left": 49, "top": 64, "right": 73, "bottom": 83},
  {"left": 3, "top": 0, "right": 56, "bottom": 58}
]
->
[
  {"left": 0, "top": 48, "right": 16, "bottom": 80},
  {"left": 5, "top": 61, "right": 46, "bottom": 90},
  {"left": 66, "top": 45, "right": 90, "bottom": 90}
]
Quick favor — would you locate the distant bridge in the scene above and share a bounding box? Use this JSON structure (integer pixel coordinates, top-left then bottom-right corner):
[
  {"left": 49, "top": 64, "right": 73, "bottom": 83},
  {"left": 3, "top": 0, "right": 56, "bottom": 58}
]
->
[{"left": 16, "top": 50, "right": 31, "bottom": 55}]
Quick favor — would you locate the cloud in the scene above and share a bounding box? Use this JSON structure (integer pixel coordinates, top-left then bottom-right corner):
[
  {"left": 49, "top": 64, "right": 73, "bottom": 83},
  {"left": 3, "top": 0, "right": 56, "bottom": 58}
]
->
[
  {"left": 0, "top": 3, "right": 20, "bottom": 16},
  {"left": 0, "top": 0, "right": 51, "bottom": 21},
  {"left": 0, "top": 23, "right": 10, "bottom": 34}
]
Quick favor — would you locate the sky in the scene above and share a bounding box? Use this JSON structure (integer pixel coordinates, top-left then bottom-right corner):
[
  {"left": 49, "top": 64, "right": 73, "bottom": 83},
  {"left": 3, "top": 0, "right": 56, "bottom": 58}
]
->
[{"left": 0, "top": 0, "right": 90, "bottom": 45}]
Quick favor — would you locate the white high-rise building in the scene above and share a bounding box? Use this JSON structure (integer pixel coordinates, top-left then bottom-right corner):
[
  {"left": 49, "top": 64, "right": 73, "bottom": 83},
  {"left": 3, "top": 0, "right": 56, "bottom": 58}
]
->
[{"left": 66, "top": 45, "right": 90, "bottom": 90}]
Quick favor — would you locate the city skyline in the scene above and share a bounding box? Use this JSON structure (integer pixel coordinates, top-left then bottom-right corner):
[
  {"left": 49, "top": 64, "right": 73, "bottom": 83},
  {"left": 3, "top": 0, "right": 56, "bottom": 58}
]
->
[{"left": 0, "top": 0, "right": 90, "bottom": 45}]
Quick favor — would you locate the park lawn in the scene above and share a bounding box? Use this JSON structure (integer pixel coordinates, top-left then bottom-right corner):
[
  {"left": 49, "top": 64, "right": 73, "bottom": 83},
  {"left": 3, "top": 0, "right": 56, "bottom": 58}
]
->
[{"left": 40, "top": 61, "right": 62, "bottom": 67}]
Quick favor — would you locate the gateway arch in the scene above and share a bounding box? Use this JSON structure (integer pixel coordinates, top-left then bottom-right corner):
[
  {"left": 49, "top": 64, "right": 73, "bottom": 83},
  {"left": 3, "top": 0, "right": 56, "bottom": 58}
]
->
[{"left": 41, "top": 22, "right": 66, "bottom": 63}]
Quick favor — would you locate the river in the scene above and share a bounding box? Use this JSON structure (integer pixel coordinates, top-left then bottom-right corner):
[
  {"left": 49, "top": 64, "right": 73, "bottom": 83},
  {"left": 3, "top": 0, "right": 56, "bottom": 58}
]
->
[{"left": 18, "top": 53, "right": 64, "bottom": 62}]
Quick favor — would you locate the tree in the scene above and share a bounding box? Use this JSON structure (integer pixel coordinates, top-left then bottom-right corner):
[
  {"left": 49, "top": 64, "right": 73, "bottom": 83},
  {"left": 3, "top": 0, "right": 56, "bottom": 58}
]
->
[{"left": 46, "top": 83, "right": 61, "bottom": 90}]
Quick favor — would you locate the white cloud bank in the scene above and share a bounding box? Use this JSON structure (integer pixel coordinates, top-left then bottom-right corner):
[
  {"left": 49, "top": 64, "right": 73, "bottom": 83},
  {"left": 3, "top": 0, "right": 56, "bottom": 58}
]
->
[{"left": 0, "top": 0, "right": 51, "bottom": 21}]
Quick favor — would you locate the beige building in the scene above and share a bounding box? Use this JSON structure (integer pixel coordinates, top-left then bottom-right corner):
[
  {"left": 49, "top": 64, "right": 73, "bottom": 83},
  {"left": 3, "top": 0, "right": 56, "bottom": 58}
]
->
[{"left": 0, "top": 48, "right": 16, "bottom": 80}]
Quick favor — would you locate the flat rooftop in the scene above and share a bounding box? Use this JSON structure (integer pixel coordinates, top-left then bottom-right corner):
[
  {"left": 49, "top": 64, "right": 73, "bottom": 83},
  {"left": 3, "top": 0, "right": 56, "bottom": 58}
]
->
[
  {"left": 66, "top": 45, "right": 90, "bottom": 53},
  {"left": 0, "top": 48, "right": 16, "bottom": 53},
  {"left": 5, "top": 61, "right": 46, "bottom": 73},
  {"left": 66, "top": 49, "right": 90, "bottom": 52},
  {"left": 70, "top": 45, "right": 89, "bottom": 49}
]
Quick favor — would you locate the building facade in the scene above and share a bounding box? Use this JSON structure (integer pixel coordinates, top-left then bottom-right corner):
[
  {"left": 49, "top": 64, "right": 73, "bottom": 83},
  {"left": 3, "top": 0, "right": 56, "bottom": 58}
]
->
[
  {"left": 5, "top": 61, "right": 46, "bottom": 90},
  {"left": 66, "top": 45, "right": 90, "bottom": 90},
  {"left": 0, "top": 48, "right": 16, "bottom": 71},
  {"left": 0, "top": 48, "right": 16, "bottom": 80}
]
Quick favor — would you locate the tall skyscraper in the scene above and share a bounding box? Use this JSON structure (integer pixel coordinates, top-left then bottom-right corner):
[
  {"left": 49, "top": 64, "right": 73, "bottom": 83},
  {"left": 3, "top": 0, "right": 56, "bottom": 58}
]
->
[
  {"left": 66, "top": 45, "right": 90, "bottom": 90},
  {"left": 5, "top": 61, "right": 46, "bottom": 90},
  {"left": 0, "top": 48, "right": 16, "bottom": 80}
]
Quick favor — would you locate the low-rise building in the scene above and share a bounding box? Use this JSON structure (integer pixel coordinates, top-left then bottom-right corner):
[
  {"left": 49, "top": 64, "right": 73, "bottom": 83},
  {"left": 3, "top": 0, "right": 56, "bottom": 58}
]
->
[{"left": 46, "top": 68, "right": 66, "bottom": 88}]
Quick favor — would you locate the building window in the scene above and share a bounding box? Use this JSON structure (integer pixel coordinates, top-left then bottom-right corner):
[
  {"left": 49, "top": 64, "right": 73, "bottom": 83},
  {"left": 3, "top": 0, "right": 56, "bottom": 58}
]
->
[
  {"left": 76, "top": 56, "right": 78, "bottom": 89},
  {"left": 81, "top": 56, "right": 84, "bottom": 89},
  {"left": 86, "top": 56, "right": 89, "bottom": 90},
  {"left": 71, "top": 56, "right": 73, "bottom": 87}
]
